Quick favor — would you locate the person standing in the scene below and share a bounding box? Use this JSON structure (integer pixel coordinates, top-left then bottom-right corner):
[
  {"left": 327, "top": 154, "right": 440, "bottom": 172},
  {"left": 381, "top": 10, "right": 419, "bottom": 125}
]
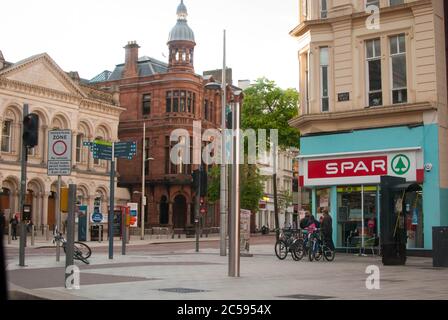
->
[
  {"left": 10, "top": 214, "right": 18, "bottom": 240},
  {"left": 321, "top": 209, "right": 335, "bottom": 251}
]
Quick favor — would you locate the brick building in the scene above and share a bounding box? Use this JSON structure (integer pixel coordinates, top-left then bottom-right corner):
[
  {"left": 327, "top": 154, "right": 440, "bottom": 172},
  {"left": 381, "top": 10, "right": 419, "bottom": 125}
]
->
[{"left": 92, "top": 0, "right": 235, "bottom": 230}]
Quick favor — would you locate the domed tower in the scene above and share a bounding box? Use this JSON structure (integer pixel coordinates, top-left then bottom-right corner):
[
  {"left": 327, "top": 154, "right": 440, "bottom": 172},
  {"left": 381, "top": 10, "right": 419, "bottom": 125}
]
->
[{"left": 167, "top": 0, "right": 196, "bottom": 72}]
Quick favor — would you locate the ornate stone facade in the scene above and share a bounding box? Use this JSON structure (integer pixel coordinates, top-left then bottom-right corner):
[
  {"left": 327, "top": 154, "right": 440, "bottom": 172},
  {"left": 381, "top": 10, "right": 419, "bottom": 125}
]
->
[{"left": 0, "top": 52, "right": 128, "bottom": 237}]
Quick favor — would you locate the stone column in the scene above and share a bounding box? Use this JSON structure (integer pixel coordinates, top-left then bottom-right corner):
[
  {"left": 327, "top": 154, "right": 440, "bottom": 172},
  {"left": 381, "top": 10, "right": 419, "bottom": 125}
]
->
[
  {"left": 168, "top": 202, "right": 173, "bottom": 226},
  {"left": 71, "top": 131, "right": 77, "bottom": 168},
  {"left": 42, "top": 192, "right": 49, "bottom": 226},
  {"left": 187, "top": 203, "right": 192, "bottom": 227},
  {"left": 42, "top": 125, "right": 49, "bottom": 165},
  {"left": 0, "top": 117, "right": 3, "bottom": 158},
  {"left": 32, "top": 194, "right": 38, "bottom": 226},
  {"left": 87, "top": 136, "right": 93, "bottom": 171},
  {"left": 87, "top": 196, "right": 95, "bottom": 241}
]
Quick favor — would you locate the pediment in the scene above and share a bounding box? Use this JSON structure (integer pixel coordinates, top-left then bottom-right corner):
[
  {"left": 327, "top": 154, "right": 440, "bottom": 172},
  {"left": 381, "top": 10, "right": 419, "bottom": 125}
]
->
[{"left": 0, "top": 53, "right": 86, "bottom": 97}]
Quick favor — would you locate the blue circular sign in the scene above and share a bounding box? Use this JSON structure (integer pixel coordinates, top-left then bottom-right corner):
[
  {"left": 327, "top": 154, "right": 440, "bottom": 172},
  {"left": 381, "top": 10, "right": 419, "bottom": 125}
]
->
[{"left": 92, "top": 212, "right": 103, "bottom": 223}]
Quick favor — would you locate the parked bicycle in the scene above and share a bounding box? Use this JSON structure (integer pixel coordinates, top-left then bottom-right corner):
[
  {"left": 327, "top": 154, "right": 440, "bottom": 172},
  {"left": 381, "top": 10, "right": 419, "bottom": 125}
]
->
[
  {"left": 308, "top": 229, "right": 335, "bottom": 262},
  {"left": 274, "top": 228, "right": 303, "bottom": 261},
  {"left": 53, "top": 231, "right": 91, "bottom": 265}
]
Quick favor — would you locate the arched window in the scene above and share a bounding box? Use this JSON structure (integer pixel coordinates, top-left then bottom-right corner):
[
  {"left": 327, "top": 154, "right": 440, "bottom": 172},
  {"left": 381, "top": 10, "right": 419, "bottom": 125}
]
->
[
  {"left": 1, "top": 120, "right": 12, "bottom": 153},
  {"left": 76, "top": 133, "right": 84, "bottom": 163}
]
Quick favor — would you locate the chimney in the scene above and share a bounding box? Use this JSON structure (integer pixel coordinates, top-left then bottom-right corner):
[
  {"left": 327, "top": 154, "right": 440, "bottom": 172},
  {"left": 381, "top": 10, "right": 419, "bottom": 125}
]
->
[{"left": 123, "top": 41, "right": 140, "bottom": 78}]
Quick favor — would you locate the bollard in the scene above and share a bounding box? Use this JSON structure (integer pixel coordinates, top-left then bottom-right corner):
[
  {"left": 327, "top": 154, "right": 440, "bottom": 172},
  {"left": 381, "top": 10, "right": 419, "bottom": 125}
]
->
[
  {"left": 126, "top": 227, "right": 130, "bottom": 244},
  {"left": 8, "top": 224, "right": 11, "bottom": 245},
  {"left": 31, "top": 225, "right": 35, "bottom": 246},
  {"left": 45, "top": 225, "right": 49, "bottom": 241}
]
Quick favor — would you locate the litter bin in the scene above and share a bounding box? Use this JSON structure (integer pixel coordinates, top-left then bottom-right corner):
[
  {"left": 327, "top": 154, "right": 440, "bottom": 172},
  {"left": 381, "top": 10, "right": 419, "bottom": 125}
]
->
[
  {"left": 91, "top": 225, "right": 104, "bottom": 241},
  {"left": 433, "top": 227, "right": 448, "bottom": 267}
]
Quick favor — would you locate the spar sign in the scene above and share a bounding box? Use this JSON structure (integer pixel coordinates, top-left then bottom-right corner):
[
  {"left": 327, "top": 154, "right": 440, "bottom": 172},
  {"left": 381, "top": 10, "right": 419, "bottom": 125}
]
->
[
  {"left": 48, "top": 130, "right": 72, "bottom": 176},
  {"left": 300, "top": 150, "right": 423, "bottom": 187}
]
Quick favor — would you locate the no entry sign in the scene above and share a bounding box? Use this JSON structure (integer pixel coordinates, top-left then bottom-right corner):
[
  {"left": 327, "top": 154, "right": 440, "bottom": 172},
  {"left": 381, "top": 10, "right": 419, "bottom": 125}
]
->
[{"left": 48, "top": 130, "right": 72, "bottom": 176}]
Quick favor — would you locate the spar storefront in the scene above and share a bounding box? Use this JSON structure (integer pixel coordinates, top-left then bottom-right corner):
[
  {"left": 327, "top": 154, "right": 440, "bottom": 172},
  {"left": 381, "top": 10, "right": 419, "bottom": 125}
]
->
[{"left": 298, "top": 125, "right": 443, "bottom": 251}]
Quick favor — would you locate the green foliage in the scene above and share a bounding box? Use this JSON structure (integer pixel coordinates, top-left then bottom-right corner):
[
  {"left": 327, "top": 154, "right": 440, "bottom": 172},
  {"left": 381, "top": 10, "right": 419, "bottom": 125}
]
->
[
  {"left": 241, "top": 77, "right": 300, "bottom": 149},
  {"left": 240, "top": 163, "right": 266, "bottom": 214},
  {"left": 207, "top": 166, "right": 221, "bottom": 204}
]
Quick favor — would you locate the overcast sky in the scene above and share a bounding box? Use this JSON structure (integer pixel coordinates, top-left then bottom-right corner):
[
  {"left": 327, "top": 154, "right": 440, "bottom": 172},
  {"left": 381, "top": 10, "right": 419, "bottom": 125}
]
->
[{"left": 1, "top": 0, "right": 299, "bottom": 90}]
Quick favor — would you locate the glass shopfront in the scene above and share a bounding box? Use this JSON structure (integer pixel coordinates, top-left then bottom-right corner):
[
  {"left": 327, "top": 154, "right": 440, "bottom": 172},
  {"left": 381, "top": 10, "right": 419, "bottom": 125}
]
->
[
  {"left": 404, "top": 187, "right": 424, "bottom": 249},
  {"left": 316, "top": 188, "right": 331, "bottom": 221},
  {"left": 336, "top": 185, "right": 379, "bottom": 248}
]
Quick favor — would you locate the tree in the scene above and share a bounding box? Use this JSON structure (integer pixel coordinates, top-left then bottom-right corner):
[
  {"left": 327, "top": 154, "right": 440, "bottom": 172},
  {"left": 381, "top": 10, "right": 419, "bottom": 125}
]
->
[
  {"left": 241, "top": 78, "right": 300, "bottom": 239},
  {"left": 241, "top": 77, "right": 300, "bottom": 148}
]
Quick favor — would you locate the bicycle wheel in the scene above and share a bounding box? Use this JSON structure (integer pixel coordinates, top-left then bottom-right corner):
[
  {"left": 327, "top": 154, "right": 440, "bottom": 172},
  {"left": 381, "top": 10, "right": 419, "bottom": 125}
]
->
[
  {"left": 275, "top": 240, "right": 288, "bottom": 260},
  {"left": 314, "top": 245, "right": 323, "bottom": 261},
  {"left": 74, "top": 242, "right": 92, "bottom": 259},
  {"left": 74, "top": 251, "right": 90, "bottom": 264},
  {"left": 308, "top": 240, "right": 315, "bottom": 261},
  {"left": 291, "top": 239, "right": 305, "bottom": 261},
  {"left": 323, "top": 245, "right": 335, "bottom": 262}
]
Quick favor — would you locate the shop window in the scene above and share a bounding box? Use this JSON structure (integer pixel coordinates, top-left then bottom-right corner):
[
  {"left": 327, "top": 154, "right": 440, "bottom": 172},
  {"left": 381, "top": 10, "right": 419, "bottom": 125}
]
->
[
  {"left": 316, "top": 188, "right": 331, "bottom": 220},
  {"left": 337, "top": 185, "right": 378, "bottom": 248},
  {"left": 404, "top": 188, "right": 424, "bottom": 249},
  {"left": 366, "top": 38, "right": 383, "bottom": 107}
]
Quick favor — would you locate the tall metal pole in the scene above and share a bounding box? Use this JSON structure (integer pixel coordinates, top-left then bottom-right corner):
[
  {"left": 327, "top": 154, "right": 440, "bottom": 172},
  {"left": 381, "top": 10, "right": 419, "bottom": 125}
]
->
[
  {"left": 19, "top": 104, "right": 28, "bottom": 267},
  {"left": 141, "top": 123, "right": 146, "bottom": 240},
  {"left": 229, "top": 97, "right": 241, "bottom": 277},
  {"left": 195, "top": 166, "right": 201, "bottom": 253},
  {"left": 65, "top": 184, "right": 76, "bottom": 288},
  {"left": 109, "top": 142, "right": 115, "bottom": 259},
  {"left": 220, "top": 29, "right": 227, "bottom": 257},
  {"left": 56, "top": 175, "right": 61, "bottom": 262},
  {"left": 273, "top": 142, "right": 280, "bottom": 241}
]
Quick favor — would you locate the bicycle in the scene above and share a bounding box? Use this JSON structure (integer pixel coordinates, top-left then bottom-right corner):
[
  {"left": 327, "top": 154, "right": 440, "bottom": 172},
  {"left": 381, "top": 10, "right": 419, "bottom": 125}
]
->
[
  {"left": 53, "top": 231, "right": 91, "bottom": 264},
  {"left": 274, "top": 228, "right": 302, "bottom": 261},
  {"left": 308, "top": 229, "right": 335, "bottom": 262}
]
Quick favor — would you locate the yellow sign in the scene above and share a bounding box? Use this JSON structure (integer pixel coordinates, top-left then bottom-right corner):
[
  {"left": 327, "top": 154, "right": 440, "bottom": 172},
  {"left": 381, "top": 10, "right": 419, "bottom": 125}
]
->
[{"left": 60, "top": 187, "right": 69, "bottom": 212}]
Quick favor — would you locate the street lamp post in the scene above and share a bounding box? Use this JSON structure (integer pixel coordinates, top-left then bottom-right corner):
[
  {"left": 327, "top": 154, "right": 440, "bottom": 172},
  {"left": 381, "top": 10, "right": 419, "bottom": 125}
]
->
[
  {"left": 141, "top": 122, "right": 154, "bottom": 240},
  {"left": 229, "top": 90, "right": 242, "bottom": 277},
  {"left": 141, "top": 123, "right": 146, "bottom": 240}
]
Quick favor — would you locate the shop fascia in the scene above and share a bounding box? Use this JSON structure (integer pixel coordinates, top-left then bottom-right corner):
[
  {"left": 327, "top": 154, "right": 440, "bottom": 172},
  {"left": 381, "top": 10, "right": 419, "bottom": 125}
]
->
[{"left": 298, "top": 147, "right": 424, "bottom": 187}]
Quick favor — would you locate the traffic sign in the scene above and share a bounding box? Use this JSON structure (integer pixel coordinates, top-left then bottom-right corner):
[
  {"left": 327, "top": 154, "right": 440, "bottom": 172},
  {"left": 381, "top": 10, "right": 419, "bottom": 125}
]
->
[
  {"left": 48, "top": 130, "right": 72, "bottom": 176},
  {"left": 92, "top": 212, "right": 103, "bottom": 223}
]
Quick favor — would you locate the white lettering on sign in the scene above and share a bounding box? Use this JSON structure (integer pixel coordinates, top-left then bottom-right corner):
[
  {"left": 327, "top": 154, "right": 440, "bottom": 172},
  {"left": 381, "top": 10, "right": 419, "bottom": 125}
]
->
[
  {"left": 326, "top": 163, "right": 338, "bottom": 175},
  {"left": 341, "top": 162, "right": 354, "bottom": 173},
  {"left": 372, "top": 160, "right": 386, "bottom": 172},
  {"left": 354, "top": 161, "right": 368, "bottom": 173},
  {"left": 325, "top": 160, "right": 387, "bottom": 175},
  {"left": 48, "top": 130, "right": 72, "bottom": 176}
]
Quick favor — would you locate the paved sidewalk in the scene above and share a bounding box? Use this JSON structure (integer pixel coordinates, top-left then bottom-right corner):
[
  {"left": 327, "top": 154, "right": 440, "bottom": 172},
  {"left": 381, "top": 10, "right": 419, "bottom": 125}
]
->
[
  {"left": 5, "top": 241, "right": 448, "bottom": 300},
  {"left": 3, "top": 234, "right": 221, "bottom": 249}
]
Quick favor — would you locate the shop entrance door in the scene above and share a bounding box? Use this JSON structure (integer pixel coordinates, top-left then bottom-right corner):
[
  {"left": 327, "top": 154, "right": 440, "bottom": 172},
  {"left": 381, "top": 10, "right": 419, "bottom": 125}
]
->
[{"left": 337, "top": 185, "right": 379, "bottom": 249}]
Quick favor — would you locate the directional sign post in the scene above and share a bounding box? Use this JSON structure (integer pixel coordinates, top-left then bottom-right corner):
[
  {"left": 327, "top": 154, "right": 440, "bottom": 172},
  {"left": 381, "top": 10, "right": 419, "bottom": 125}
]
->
[{"left": 82, "top": 139, "right": 137, "bottom": 260}]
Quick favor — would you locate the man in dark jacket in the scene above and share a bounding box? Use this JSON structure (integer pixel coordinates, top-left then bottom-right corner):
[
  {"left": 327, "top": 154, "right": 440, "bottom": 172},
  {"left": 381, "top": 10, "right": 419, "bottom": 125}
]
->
[
  {"left": 321, "top": 210, "right": 335, "bottom": 250},
  {"left": 299, "top": 211, "right": 311, "bottom": 229}
]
